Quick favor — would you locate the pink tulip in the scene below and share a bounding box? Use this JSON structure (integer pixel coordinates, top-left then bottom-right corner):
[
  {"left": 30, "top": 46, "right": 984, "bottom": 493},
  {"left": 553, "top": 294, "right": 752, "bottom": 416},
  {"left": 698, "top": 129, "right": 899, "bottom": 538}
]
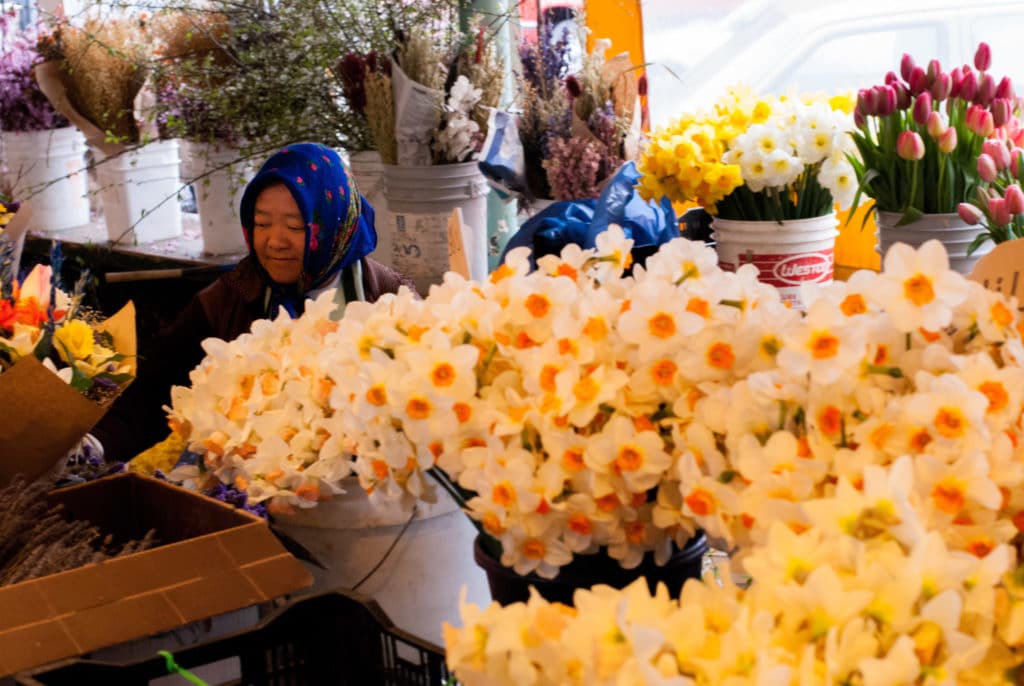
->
[
  {"left": 894, "top": 82, "right": 912, "bottom": 110},
  {"left": 992, "top": 98, "right": 1012, "bottom": 128},
  {"left": 975, "top": 42, "right": 992, "bottom": 72},
  {"left": 927, "top": 59, "right": 942, "bottom": 85},
  {"left": 959, "top": 202, "right": 985, "bottom": 224},
  {"left": 901, "top": 53, "right": 917, "bottom": 82},
  {"left": 967, "top": 104, "right": 995, "bottom": 137},
  {"left": 950, "top": 68, "right": 963, "bottom": 99},
  {"left": 854, "top": 110, "right": 866, "bottom": 129},
  {"left": 1012, "top": 148, "right": 1024, "bottom": 176},
  {"left": 978, "top": 153, "right": 999, "bottom": 182},
  {"left": 978, "top": 72, "right": 997, "bottom": 105},
  {"left": 1005, "top": 184, "right": 1024, "bottom": 215},
  {"left": 983, "top": 139, "right": 1011, "bottom": 170},
  {"left": 877, "top": 85, "right": 897, "bottom": 116},
  {"left": 996, "top": 76, "right": 1015, "bottom": 100},
  {"left": 856, "top": 89, "right": 872, "bottom": 117},
  {"left": 909, "top": 66, "right": 929, "bottom": 96},
  {"left": 926, "top": 110, "right": 946, "bottom": 138},
  {"left": 897, "top": 130, "right": 925, "bottom": 160},
  {"left": 912, "top": 92, "right": 932, "bottom": 126},
  {"left": 930, "top": 72, "right": 951, "bottom": 101},
  {"left": 885, "top": 70, "right": 900, "bottom": 85},
  {"left": 960, "top": 70, "right": 978, "bottom": 102},
  {"left": 990, "top": 197, "right": 1011, "bottom": 226},
  {"left": 938, "top": 126, "right": 958, "bottom": 153}
]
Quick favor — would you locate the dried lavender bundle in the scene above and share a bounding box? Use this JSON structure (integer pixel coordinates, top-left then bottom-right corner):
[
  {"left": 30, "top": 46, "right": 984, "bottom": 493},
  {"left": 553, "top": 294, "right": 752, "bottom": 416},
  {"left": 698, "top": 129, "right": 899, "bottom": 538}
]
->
[{"left": 0, "top": 476, "right": 159, "bottom": 586}]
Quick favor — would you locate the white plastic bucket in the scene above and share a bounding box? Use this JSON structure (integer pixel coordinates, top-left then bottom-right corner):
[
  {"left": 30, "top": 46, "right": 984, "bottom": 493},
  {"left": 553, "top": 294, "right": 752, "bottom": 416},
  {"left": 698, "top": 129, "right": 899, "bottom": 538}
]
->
[
  {"left": 713, "top": 213, "right": 838, "bottom": 310},
  {"left": 273, "top": 478, "right": 491, "bottom": 645},
  {"left": 875, "top": 211, "right": 992, "bottom": 274},
  {"left": 180, "top": 141, "right": 254, "bottom": 255},
  {"left": 2, "top": 127, "right": 89, "bottom": 231},
  {"left": 94, "top": 139, "right": 183, "bottom": 245},
  {"left": 383, "top": 162, "right": 489, "bottom": 293},
  {"left": 348, "top": 151, "right": 397, "bottom": 269}
]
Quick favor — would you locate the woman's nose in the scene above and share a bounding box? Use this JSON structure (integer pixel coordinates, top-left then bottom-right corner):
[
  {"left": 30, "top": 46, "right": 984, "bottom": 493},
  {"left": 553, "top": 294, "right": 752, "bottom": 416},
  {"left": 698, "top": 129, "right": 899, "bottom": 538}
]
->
[{"left": 266, "top": 224, "right": 291, "bottom": 248}]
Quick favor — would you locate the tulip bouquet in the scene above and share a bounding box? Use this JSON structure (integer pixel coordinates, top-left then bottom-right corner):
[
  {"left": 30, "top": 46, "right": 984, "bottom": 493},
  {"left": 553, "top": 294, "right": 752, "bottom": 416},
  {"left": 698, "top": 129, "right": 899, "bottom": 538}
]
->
[
  {"left": 637, "top": 86, "right": 858, "bottom": 220},
  {"left": 849, "top": 42, "right": 1019, "bottom": 226},
  {"left": 443, "top": 239, "right": 1024, "bottom": 684},
  {"left": 957, "top": 130, "right": 1024, "bottom": 252}
]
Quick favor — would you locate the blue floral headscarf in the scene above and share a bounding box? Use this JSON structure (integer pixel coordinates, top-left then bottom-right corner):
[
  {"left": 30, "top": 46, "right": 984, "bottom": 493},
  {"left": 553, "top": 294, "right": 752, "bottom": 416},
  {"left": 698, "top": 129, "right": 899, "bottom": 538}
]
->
[{"left": 240, "top": 143, "right": 377, "bottom": 316}]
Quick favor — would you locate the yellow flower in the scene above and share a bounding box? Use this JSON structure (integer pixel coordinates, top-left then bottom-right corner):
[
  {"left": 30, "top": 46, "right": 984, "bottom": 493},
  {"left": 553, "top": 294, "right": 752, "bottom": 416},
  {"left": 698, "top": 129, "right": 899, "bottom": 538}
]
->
[{"left": 53, "top": 319, "right": 95, "bottom": 363}]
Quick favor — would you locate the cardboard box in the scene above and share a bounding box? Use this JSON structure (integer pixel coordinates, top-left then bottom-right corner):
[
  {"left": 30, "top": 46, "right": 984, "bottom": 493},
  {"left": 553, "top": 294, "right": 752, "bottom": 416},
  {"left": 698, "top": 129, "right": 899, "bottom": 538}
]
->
[{"left": 0, "top": 472, "right": 312, "bottom": 677}]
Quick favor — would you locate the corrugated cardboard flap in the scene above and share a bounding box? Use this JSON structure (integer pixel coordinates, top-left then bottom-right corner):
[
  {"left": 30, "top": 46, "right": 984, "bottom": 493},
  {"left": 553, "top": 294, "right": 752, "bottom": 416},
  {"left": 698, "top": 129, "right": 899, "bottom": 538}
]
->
[{"left": 0, "top": 473, "right": 312, "bottom": 677}]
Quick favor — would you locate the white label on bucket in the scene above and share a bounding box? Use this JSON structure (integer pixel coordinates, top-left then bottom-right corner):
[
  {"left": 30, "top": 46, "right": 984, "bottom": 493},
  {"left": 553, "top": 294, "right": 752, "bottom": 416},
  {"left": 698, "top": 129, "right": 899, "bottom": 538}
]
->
[
  {"left": 720, "top": 249, "right": 834, "bottom": 287},
  {"left": 392, "top": 212, "right": 450, "bottom": 291}
]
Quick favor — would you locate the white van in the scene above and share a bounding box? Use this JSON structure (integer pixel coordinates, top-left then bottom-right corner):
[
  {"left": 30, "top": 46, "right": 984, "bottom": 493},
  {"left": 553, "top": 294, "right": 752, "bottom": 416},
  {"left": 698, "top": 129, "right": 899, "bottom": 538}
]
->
[{"left": 644, "top": 0, "right": 1024, "bottom": 125}]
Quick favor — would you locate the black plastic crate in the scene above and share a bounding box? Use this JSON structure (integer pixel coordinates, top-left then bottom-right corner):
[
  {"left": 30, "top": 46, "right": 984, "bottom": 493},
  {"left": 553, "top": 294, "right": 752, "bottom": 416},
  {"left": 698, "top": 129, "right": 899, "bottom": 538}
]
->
[{"left": 17, "top": 589, "right": 452, "bottom": 686}]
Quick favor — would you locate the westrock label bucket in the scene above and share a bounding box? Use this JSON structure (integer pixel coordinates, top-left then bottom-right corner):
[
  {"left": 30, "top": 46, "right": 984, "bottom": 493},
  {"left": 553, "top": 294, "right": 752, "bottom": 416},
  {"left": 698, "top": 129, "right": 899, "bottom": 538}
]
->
[{"left": 713, "top": 213, "right": 839, "bottom": 310}]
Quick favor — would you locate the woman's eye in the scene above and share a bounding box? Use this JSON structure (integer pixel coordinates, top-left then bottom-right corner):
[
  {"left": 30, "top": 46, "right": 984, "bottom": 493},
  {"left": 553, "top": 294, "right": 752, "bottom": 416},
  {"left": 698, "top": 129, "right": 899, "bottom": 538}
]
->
[
  {"left": 288, "top": 226, "right": 305, "bottom": 232},
  {"left": 254, "top": 223, "right": 269, "bottom": 229}
]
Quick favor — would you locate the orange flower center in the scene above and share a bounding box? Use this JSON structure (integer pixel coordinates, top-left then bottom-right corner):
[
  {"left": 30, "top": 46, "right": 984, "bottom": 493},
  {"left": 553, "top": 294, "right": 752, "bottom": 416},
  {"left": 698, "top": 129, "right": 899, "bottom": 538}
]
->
[
  {"left": 431, "top": 363, "right": 456, "bottom": 387},
  {"left": 648, "top": 312, "right": 677, "bottom": 339},
  {"left": 651, "top": 359, "right": 677, "bottom": 386},
  {"left": 840, "top": 293, "right": 867, "bottom": 316},
  {"left": 596, "top": 494, "right": 619, "bottom": 512},
  {"left": 818, "top": 406, "right": 842, "bottom": 435},
  {"left": 540, "top": 365, "right": 560, "bottom": 393},
  {"left": 526, "top": 293, "right": 552, "bottom": 318},
  {"left": 482, "top": 512, "right": 505, "bottom": 536},
  {"left": 583, "top": 316, "right": 608, "bottom": 341},
  {"left": 614, "top": 446, "right": 644, "bottom": 472},
  {"left": 406, "top": 396, "right": 432, "bottom": 419},
  {"left": 568, "top": 514, "right": 592, "bottom": 535},
  {"left": 685, "top": 488, "right": 716, "bottom": 516},
  {"left": 562, "top": 449, "right": 585, "bottom": 472},
  {"left": 707, "top": 342, "right": 735, "bottom": 370},
  {"left": 556, "top": 263, "right": 578, "bottom": 281},
  {"left": 991, "top": 301, "right": 1014, "bottom": 327},
  {"left": 910, "top": 429, "right": 933, "bottom": 453},
  {"left": 522, "top": 538, "right": 547, "bottom": 560},
  {"left": 979, "top": 381, "right": 1009, "bottom": 413},
  {"left": 573, "top": 375, "right": 600, "bottom": 404},
  {"left": 492, "top": 482, "right": 515, "bottom": 507},
  {"left": 810, "top": 331, "right": 840, "bottom": 359},
  {"left": 903, "top": 273, "right": 935, "bottom": 306},
  {"left": 931, "top": 480, "right": 965, "bottom": 514},
  {"left": 453, "top": 402, "right": 472, "bottom": 423},
  {"left": 934, "top": 407, "right": 967, "bottom": 439},
  {"left": 686, "top": 297, "right": 710, "bottom": 318},
  {"left": 371, "top": 459, "right": 390, "bottom": 480}
]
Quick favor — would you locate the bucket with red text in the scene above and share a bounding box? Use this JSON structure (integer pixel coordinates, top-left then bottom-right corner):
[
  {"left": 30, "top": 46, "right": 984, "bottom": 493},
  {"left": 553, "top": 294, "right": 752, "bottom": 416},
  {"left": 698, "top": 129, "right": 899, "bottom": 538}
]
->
[{"left": 712, "top": 213, "right": 839, "bottom": 310}]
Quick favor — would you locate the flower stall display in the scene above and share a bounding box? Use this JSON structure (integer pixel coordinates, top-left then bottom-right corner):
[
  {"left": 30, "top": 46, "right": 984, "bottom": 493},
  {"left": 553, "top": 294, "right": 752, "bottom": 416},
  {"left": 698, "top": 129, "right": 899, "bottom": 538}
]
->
[
  {"left": 0, "top": 245, "right": 135, "bottom": 485},
  {"left": 442, "top": 238, "right": 1024, "bottom": 685},
  {"left": 34, "top": 15, "right": 184, "bottom": 245},
  {"left": 0, "top": 12, "right": 89, "bottom": 231},
  {"left": 638, "top": 86, "right": 858, "bottom": 308},
  {"left": 850, "top": 41, "right": 1019, "bottom": 272}
]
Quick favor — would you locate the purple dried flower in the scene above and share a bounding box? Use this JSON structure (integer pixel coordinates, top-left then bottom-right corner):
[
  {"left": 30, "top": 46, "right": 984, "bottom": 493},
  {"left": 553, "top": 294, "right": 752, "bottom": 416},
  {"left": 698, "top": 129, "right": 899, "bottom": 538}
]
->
[
  {"left": 564, "top": 74, "right": 582, "bottom": 98},
  {"left": 543, "top": 136, "right": 620, "bottom": 201},
  {"left": 0, "top": 16, "right": 69, "bottom": 132}
]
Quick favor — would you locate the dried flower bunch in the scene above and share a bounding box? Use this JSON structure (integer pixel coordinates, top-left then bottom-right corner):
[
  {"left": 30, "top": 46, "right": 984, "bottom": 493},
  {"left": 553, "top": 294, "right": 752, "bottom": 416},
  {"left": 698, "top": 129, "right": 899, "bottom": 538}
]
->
[
  {"left": 0, "top": 11, "right": 69, "bottom": 132},
  {"left": 0, "top": 475, "right": 156, "bottom": 586},
  {"left": 337, "top": 50, "right": 394, "bottom": 158},
  {"left": 519, "top": 20, "right": 639, "bottom": 201},
  {"left": 37, "top": 14, "right": 150, "bottom": 143}
]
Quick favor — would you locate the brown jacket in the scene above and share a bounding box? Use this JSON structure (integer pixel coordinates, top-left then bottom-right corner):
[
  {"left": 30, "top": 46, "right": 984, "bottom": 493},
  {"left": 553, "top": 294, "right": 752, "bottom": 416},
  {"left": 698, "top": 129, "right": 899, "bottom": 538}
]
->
[{"left": 94, "top": 256, "right": 417, "bottom": 462}]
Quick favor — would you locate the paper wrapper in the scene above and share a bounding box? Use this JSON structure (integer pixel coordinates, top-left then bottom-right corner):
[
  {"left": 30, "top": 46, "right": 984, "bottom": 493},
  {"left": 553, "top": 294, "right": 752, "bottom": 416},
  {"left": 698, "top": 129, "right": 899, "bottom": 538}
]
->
[
  {"left": 0, "top": 302, "right": 136, "bottom": 487},
  {"left": 969, "top": 239, "right": 1024, "bottom": 302},
  {"left": 391, "top": 62, "right": 443, "bottom": 166},
  {"left": 32, "top": 60, "right": 127, "bottom": 157}
]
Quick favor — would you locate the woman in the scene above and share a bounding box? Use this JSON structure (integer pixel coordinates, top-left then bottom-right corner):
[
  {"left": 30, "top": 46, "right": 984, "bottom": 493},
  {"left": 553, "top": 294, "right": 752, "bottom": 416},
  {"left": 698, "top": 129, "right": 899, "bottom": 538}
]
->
[{"left": 93, "top": 143, "right": 416, "bottom": 462}]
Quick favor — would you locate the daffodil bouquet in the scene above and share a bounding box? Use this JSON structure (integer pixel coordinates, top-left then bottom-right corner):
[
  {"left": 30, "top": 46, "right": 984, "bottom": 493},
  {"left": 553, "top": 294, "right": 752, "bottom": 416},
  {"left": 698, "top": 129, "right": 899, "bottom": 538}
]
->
[
  {"left": 638, "top": 86, "right": 858, "bottom": 221},
  {"left": 444, "top": 238, "right": 1024, "bottom": 684}
]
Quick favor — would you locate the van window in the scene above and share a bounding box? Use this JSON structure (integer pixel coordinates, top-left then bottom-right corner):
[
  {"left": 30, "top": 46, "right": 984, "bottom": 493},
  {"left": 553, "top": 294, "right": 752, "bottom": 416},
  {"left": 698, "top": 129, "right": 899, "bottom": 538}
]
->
[{"left": 769, "top": 25, "right": 945, "bottom": 95}]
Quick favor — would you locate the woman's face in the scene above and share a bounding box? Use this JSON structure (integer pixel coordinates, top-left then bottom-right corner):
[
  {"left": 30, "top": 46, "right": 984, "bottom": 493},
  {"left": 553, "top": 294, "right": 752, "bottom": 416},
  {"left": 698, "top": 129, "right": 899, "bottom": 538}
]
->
[{"left": 253, "top": 183, "right": 305, "bottom": 284}]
